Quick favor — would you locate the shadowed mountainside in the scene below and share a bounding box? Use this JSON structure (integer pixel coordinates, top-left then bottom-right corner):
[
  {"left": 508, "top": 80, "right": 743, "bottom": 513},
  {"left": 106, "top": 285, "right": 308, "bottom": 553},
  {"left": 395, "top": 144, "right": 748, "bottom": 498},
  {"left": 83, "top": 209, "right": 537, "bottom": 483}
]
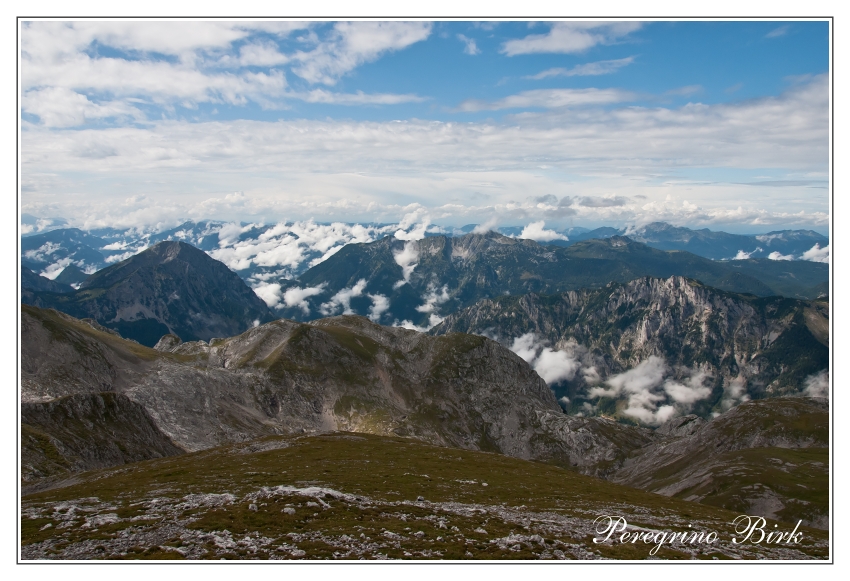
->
[{"left": 22, "top": 241, "right": 274, "bottom": 346}]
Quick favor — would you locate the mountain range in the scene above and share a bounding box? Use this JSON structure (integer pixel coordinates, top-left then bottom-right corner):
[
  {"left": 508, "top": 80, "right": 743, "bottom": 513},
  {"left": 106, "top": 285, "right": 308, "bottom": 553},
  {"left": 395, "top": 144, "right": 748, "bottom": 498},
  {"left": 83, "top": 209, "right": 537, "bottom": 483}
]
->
[
  {"left": 18, "top": 220, "right": 831, "bottom": 558},
  {"left": 274, "top": 232, "right": 828, "bottom": 328},
  {"left": 22, "top": 241, "right": 273, "bottom": 346},
  {"left": 20, "top": 220, "right": 828, "bottom": 292},
  {"left": 21, "top": 304, "right": 829, "bottom": 535},
  {"left": 433, "top": 276, "right": 828, "bottom": 420}
]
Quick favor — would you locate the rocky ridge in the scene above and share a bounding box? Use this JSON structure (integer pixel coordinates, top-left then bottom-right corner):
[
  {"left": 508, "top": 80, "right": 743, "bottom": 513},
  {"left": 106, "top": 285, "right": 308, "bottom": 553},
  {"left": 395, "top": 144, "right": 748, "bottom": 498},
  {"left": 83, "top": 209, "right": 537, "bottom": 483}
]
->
[
  {"left": 433, "top": 276, "right": 828, "bottom": 414},
  {"left": 21, "top": 304, "right": 650, "bottom": 484}
]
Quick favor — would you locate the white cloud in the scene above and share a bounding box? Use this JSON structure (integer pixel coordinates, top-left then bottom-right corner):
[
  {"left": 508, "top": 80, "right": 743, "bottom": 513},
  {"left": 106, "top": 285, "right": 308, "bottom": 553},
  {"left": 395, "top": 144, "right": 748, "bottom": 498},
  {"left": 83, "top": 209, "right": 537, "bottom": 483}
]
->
[
  {"left": 22, "top": 75, "right": 828, "bottom": 232},
  {"left": 416, "top": 284, "right": 450, "bottom": 314},
  {"left": 40, "top": 257, "right": 74, "bottom": 280},
  {"left": 527, "top": 57, "right": 635, "bottom": 79},
  {"left": 393, "top": 320, "right": 429, "bottom": 332},
  {"left": 663, "top": 372, "right": 712, "bottom": 405},
  {"left": 20, "top": 21, "right": 427, "bottom": 127},
  {"left": 510, "top": 333, "right": 540, "bottom": 364},
  {"left": 590, "top": 356, "right": 667, "bottom": 399},
  {"left": 283, "top": 283, "right": 327, "bottom": 314},
  {"left": 767, "top": 251, "right": 794, "bottom": 260},
  {"left": 23, "top": 242, "right": 61, "bottom": 262},
  {"left": 509, "top": 333, "right": 581, "bottom": 385},
  {"left": 394, "top": 208, "right": 431, "bottom": 241},
  {"left": 802, "top": 243, "right": 829, "bottom": 263},
  {"left": 472, "top": 217, "right": 499, "bottom": 234},
  {"left": 733, "top": 247, "right": 762, "bottom": 260},
  {"left": 393, "top": 241, "right": 420, "bottom": 287},
  {"left": 320, "top": 278, "right": 367, "bottom": 315},
  {"left": 519, "top": 220, "right": 567, "bottom": 242},
  {"left": 534, "top": 348, "right": 581, "bottom": 384},
  {"left": 233, "top": 41, "right": 291, "bottom": 67},
  {"left": 104, "top": 245, "right": 148, "bottom": 263},
  {"left": 210, "top": 220, "right": 393, "bottom": 276},
  {"left": 253, "top": 281, "right": 284, "bottom": 308},
  {"left": 803, "top": 370, "right": 829, "bottom": 398},
  {"left": 367, "top": 293, "right": 390, "bottom": 322},
  {"left": 24, "top": 87, "right": 144, "bottom": 128},
  {"left": 457, "top": 88, "right": 634, "bottom": 112},
  {"left": 501, "top": 22, "right": 642, "bottom": 56},
  {"left": 290, "top": 21, "right": 433, "bottom": 85},
  {"left": 586, "top": 357, "right": 715, "bottom": 426},
  {"left": 457, "top": 34, "right": 480, "bottom": 55}
]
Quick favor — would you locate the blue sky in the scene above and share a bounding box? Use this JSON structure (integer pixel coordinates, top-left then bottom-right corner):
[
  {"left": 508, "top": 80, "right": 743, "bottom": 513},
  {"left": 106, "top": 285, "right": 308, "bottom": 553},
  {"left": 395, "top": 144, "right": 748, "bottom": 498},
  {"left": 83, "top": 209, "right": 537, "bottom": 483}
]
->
[{"left": 20, "top": 19, "right": 830, "bottom": 234}]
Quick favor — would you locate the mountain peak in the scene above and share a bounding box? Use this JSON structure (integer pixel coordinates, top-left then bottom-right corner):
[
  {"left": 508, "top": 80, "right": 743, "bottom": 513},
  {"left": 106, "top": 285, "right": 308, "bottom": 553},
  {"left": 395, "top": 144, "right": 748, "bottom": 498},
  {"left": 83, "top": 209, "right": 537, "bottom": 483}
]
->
[{"left": 27, "top": 240, "right": 274, "bottom": 346}]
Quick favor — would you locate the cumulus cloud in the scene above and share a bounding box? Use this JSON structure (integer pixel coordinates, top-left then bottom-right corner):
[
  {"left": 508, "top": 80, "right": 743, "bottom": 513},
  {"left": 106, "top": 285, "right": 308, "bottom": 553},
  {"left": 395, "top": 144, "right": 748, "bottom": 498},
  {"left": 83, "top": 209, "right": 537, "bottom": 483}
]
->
[
  {"left": 501, "top": 22, "right": 643, "bottom": 56},
  {"left": 40, "top": 257, "right": 74, "bottom": 280},
  {"left": 519, "top": 220, "right": 567, "bottom": 242},
  {"left": 663, "top": 371, "right": 712, "bottom": 405},
  {"left": 367, "top": 293, "right": 390, "bottom": 322},
  {"left": 210, "top": 220, "right": 393, "bottom": 277},
  {"left": 510, "top": 333, "right": 582, "bottom": 385},
  {"left": 534, "top": 348, "right": 582, "bottom": 384},
  {"left": 768, "top": 251, "right": 794, "bottom": 260},
  {"left": 253, "top": 281, "right": 284, "bottom": 308},
  {"left": 393, "top": 241, "right": 420, "bottom": 287},
  {"left": 321, "top": 279, "right": 367, "bottom": 315},
  {"left": 586, "top": 357, "right": 715, "bottom": 426},
  {"left": 472, "top": 217, "right": 499, "bottom": 234},
  {"left": 589, "top": 356, "right": 667, "bottom": 399},
  {"left": 802, "top": 243, "right": 829, "bottom": 263},
  {"left": 527, "top": 56, "right": 635, "bottom": 79},
  {"left": 803, "top": 370, "right": 829, "bottom": 398},
  {"left": 394, "top": 208, "right": 431, "bottom": 241},
  {"left": 733, "top": 248, "right": 762, "bottom": 260},
  {"left": 282, "top": 283, "right": 327, "bottom": 314},
  {"left": 393, "top": 319, "right": 431, "bottom": 333}
]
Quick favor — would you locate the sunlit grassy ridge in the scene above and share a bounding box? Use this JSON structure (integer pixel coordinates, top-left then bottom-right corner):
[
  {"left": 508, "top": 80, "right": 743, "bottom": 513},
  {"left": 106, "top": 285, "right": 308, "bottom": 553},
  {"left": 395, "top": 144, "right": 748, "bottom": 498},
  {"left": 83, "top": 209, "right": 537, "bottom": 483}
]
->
[{"left": 21, "top": 433, "right": 828, "bottom": 561}]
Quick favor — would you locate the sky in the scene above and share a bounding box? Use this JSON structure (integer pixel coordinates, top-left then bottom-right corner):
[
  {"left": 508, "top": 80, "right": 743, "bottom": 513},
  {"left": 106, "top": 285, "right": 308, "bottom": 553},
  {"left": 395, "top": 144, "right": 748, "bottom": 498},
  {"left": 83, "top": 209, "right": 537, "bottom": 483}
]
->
[{"left": 19, "top": 19, "right": 831, "bottom": 235}]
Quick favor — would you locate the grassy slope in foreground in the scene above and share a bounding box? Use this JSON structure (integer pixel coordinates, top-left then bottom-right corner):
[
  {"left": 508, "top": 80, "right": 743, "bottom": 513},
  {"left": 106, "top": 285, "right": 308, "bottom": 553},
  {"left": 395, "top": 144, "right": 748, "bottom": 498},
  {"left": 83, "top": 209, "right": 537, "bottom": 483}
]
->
[{"left": 21, "top": 433, "right": 827, "bottom": 561}]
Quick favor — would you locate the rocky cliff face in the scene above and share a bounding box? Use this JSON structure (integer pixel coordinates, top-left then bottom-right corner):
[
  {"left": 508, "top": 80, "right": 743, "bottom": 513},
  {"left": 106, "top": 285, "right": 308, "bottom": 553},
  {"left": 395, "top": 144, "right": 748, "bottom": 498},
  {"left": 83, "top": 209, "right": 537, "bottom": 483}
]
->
[
  {"left": 22, "top": 241, "right": 274, "bottom": 346},
  {"left": 433, "top": 276, "right": 828, "bottom": 419},
  {"left": 21, "top": 392, "right": 184, "bottom": 492},
  {"left": 22, "top": 305, "right": 648, "bottom": 484}
]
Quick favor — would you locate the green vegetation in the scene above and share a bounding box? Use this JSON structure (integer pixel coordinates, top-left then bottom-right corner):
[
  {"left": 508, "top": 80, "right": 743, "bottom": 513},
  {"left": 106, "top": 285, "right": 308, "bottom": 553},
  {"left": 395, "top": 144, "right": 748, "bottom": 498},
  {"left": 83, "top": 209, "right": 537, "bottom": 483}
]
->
[{"left": 21, "top": 433, "right": 828, "bottom": 560}]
